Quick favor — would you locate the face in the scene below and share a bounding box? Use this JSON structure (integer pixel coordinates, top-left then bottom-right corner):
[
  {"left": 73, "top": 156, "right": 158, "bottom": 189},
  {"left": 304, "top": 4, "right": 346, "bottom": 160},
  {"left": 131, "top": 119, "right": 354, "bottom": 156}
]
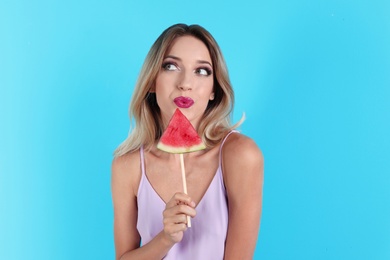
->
[{"left": 154, "top": 35, "right": 215, "bottom": 129}]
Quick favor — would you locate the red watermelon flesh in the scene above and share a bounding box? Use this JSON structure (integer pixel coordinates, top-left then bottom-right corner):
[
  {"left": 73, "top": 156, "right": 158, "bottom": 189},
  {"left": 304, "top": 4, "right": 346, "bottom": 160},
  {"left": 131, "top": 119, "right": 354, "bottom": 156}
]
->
[{"left": 157, "top": 109, "right": 206, "bottom": 153}]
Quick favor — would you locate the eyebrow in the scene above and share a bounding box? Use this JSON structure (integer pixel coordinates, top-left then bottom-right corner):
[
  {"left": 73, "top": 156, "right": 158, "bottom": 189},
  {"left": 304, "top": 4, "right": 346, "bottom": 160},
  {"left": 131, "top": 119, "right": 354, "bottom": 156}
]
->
[{"left": 164, "top": 55, "right": 213, "bottom": 67}]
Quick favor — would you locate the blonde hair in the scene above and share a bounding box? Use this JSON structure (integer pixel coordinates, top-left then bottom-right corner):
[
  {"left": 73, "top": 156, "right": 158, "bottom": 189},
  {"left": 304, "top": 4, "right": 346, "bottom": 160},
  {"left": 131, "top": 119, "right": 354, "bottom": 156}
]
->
[{"left": 114, "top": 24, "right": 242, "bottom": 157}]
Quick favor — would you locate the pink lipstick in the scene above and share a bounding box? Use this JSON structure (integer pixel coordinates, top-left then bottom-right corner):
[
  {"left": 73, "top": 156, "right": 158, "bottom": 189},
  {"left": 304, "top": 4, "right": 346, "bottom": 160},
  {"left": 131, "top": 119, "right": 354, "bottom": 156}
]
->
[{"left": 174, "top": 96, "right": 194, "bottom": 108}]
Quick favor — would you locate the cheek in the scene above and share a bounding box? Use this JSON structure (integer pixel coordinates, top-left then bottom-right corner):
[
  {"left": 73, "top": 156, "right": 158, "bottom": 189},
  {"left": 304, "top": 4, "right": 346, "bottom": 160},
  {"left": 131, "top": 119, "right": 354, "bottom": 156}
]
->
[
  {"left": 154, "top": 76, "right": 172, "bottom": 105},
  {"left": 202, "top": 80, "right": 214, "bottom": 95},
  {"left": 155, "top": 75, "right": 162, "bottom": 90},
  {"left": 154, "top": 76, "right": 166, "bottom": 94},
  {"left": 155, "top": 73, "right": 176, "bottom": 90}
]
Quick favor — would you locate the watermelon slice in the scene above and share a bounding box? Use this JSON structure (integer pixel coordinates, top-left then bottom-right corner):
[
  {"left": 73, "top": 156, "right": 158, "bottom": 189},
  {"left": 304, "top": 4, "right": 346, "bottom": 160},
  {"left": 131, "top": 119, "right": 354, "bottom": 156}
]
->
[{"left": 157, "top": 108, "right": 206, "bottom": 153}]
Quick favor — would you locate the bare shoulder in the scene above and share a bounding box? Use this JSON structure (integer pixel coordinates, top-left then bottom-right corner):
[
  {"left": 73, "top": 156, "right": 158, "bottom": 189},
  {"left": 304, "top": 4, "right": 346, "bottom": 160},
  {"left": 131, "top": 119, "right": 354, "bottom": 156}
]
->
[
  {"left": 112, "top": 150, "right": 140, "bottom": 173},
  {"left": 222, "top": 132, "right": 263, "bottom": 166},
  {"left": 111, "top": 150, "right": 141, "bottom": 197},
  {"left": 221, "top": 132, "right": 264, "bottom": 193}
]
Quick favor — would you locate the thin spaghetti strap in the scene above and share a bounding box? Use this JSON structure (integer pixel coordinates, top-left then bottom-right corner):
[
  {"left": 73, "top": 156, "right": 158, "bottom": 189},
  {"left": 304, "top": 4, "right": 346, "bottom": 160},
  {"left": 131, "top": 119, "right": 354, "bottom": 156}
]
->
[
  {"left": 137, "top": 146, "right": 147, "bottom": 198},
  {"left": 140, "top": 145, "right": 145, "bottom": 175},
  {"left": 219, "top": 130, "right": 239, "bottom": 165}
]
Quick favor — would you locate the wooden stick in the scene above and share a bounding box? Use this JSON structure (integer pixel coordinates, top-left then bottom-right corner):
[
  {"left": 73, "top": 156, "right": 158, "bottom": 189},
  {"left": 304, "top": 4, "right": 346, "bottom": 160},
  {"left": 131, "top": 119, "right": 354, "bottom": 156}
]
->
[{"left": 179, "top": 153, "right": 191, "bottom": 227}]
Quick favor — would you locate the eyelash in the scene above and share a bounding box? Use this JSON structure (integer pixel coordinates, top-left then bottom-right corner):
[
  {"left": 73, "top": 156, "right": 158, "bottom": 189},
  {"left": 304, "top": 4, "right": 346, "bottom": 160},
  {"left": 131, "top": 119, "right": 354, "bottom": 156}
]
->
[
  {"left": 162, "top": 62, "right": 178, "bottom": 71},
  {"left": 162, "top": 62, "right": 213, "bottom": 76},
  {"left": 196, "top": 67, "right": 212, "bottom": 76}
]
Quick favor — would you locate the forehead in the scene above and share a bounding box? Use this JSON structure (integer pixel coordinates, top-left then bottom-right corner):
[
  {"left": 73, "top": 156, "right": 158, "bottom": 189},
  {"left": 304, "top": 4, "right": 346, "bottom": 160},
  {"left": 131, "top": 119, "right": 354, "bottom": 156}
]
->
[{"left": 165, "top": 35, "right": 211, "bottom": 62}]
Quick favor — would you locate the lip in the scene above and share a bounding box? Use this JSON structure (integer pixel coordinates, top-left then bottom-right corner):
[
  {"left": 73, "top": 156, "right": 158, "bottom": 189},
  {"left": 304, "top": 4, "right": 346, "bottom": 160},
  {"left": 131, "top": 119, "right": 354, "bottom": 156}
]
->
[{"left": 174, "top": 96, "right": 194, "bottom": 108}]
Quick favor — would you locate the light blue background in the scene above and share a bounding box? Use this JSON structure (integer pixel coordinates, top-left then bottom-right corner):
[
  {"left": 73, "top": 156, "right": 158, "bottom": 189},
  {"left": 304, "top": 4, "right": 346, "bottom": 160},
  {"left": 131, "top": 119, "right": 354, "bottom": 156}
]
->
[{"left": 1, "top": 0, "right": 389, "bottom": 259}]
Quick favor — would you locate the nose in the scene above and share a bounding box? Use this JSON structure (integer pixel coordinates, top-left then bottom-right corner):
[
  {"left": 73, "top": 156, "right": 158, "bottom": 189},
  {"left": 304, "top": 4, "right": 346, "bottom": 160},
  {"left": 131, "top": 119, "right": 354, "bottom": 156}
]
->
[
  {"left": 177, "top": 71, "right": 192, "bottom": 91},
  {"left": 178, "top": 84, "right": 192, "bottom": 91}
]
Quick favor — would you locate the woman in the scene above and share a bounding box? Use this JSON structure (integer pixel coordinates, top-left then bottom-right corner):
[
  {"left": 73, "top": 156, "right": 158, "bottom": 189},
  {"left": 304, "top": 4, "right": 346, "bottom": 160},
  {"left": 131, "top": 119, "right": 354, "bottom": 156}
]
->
[{"left": 112, "top": 23, "right": 264, "bottom": 260}]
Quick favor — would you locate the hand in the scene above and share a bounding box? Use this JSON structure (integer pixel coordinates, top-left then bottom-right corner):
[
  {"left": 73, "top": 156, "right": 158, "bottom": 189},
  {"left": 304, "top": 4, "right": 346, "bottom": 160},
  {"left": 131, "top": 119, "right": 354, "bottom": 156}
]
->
[{"left": 162, "top": 192, "right": 196, "bottom": 244}]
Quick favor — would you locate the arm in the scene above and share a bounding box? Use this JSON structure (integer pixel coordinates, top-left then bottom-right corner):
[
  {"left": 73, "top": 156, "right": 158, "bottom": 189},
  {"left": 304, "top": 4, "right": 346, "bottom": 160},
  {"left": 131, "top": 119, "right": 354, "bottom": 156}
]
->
[
  {"left": 111, "top": 153, "right": 196, "bottom": 260},
  {"left": 222, "top": 133, "right": 264, "bottom": 260}
]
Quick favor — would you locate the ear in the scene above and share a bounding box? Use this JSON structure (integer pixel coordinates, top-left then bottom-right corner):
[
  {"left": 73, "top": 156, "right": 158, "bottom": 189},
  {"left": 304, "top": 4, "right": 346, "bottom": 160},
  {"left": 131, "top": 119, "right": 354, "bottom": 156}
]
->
[{"left": 209, "top": 92, "right": 215, "bottom": 100}]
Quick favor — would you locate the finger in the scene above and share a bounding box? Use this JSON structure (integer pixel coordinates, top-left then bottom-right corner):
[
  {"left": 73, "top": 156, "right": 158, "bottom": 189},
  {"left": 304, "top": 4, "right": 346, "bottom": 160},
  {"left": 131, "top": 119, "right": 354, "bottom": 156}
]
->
[
  {"left": 166, "top": 192, "right": 196, "bottom": 208},
  {"left": 164, "top": 222, "right": 188, "bottom": 235},
  {"left": 164, "top": 204, "right": 197, "bottom": 219},
  {"left": 166, "top": 192, "right": 195, "bottom": 207},
  {"left": 164, "top": 214, "right": 188, "bottom": 225}
]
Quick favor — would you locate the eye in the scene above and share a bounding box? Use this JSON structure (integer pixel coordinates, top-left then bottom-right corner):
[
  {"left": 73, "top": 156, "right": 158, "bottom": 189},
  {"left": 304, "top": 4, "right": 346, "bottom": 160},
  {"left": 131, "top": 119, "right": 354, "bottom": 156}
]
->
[
  {"left": 162, "top": 62, "right": 178, "bottom": 71},
  {"left": 196, "top": 67, "right": 212, "bottom": 76}
]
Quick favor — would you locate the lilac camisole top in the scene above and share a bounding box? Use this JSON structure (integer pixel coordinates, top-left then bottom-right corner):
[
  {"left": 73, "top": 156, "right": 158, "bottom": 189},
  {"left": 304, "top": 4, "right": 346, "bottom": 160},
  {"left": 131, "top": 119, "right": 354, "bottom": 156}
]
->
[{"left": 137, "top": 131, "right": 236, "bottom": 259}]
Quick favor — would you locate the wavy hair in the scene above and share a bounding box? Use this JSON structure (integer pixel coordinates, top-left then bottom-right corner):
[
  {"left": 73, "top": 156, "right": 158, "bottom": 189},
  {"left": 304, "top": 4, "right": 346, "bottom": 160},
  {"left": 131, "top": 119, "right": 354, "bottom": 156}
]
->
[{"left": 114, "top": 23, "right": 243, "bottom": 157}]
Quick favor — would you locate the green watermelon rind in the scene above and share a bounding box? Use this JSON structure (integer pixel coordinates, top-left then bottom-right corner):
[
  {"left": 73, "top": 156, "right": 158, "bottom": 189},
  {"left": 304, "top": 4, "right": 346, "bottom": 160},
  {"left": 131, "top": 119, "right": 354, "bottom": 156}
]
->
[{"left": 157, "top": 142, "right": 206, "bottom": 154}]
